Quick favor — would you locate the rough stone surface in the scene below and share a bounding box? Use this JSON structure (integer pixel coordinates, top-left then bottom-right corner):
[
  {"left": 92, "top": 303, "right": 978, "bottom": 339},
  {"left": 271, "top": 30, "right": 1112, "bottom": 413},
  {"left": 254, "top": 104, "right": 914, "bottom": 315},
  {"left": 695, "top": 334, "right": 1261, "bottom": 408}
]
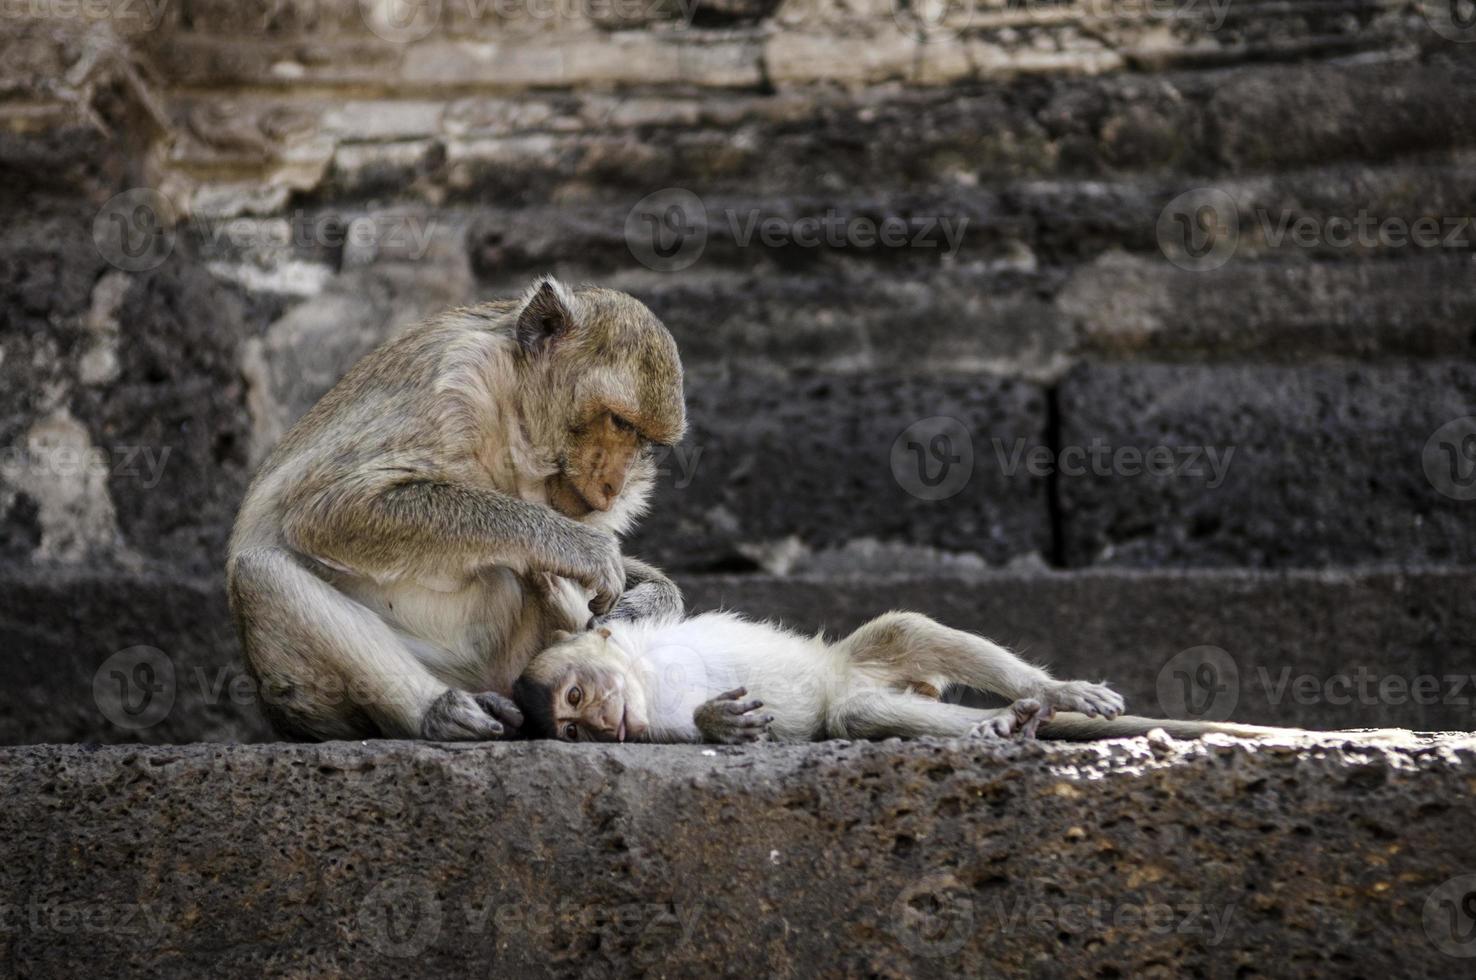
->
[
  {"left": 4, "top": 567, "right": 1472, "bottom": 746},
  {"left": 1057, "top": 362, "right": 1476, "bottom": 568},
  {"left": 0, "top": 567, "right": 269, "bottom": 745},
  {"left": 1, "top": 736, "right": 1473, "bottom": 977},
  {"left": 624, "top": 370, "right": 1051, "bottom": 571}
]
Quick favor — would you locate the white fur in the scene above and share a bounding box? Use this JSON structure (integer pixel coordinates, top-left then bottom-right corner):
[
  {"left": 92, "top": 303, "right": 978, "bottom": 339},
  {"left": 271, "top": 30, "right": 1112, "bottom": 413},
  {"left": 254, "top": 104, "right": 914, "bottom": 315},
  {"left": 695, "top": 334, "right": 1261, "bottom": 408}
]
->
[{"left": 604, "top": 612, "right": 851, "bottom": 742}]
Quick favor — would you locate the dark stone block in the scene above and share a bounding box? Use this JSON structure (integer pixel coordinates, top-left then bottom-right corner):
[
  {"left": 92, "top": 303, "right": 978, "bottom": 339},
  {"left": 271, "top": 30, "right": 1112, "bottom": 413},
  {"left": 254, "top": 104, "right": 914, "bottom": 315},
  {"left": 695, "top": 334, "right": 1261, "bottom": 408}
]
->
[
  {"left": 0, "top": 567, "right": 269, "bottom": 745},
  {"left": 1056, "top": 362, "right": 1476, "bottom": 568},
  {"left": 624, "top": 371, "right": 1052, "bottom": 571}
]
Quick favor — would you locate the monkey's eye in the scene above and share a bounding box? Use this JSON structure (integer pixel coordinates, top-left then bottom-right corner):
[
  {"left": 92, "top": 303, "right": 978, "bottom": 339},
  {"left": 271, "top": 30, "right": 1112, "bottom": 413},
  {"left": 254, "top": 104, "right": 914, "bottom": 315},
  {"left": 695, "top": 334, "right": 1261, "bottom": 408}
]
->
[
  {"left": 567, "top": 686, "right": 583, "bottom": 707},
  {"left": 562, "top": 722, "right": 578, "bottom": 741},
  {"left": 611, "top": 413, "right": 636, "bottom": 434}
]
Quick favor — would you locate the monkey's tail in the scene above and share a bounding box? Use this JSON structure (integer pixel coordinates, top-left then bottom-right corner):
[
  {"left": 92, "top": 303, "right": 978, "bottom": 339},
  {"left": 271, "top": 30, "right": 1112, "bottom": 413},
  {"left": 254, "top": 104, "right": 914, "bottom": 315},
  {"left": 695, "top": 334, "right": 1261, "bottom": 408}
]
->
[{"left": 1036, "top": 712, "right": 1409, "bottom": 742}]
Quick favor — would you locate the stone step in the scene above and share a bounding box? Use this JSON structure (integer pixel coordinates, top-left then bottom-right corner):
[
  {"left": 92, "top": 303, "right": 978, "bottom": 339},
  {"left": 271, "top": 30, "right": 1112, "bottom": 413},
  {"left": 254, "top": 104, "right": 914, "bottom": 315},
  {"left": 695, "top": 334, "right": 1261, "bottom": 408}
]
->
[
  {"left": 146, "top": 55, "right": 1476, "bottom": 200},
  {"left": 623, "top": 361, "right": 1476, "bottom": 572},
  {"left": 2, "top": 736, "right": 1473, "bottom": 976},
  {"left": 3, "top": 566, "right": 1472, "bottom": 745}
]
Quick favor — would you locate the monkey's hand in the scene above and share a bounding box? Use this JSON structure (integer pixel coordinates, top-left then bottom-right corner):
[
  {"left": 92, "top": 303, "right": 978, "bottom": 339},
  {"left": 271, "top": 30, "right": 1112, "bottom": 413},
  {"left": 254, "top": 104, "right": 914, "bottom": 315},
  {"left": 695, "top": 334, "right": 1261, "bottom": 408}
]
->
[
  {"left": 548, "top": 523, "right": 627, "bottom": 616},
  {"left": 694, "top": 688, "right": 774, "bottom": 744},
  {"left": 1039, "top": 679, "right": 1124, "bottom": 719},
  {"left": 970, "top": 698, "right": 1051, "bottom": 739},
  {"left": 420, "top": 689, "right": 525, "bottom": 741}
]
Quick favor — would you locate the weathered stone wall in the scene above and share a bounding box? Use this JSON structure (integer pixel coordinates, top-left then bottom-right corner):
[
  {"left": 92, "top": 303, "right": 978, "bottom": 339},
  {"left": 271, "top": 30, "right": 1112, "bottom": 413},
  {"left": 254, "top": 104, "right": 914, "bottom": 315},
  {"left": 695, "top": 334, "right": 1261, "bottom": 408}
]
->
[
  {"left": 2, "top": 736, "right": 1474, "bottom": 976},
  {"left": 1, "top": 2, "right": 1474, "bottom": 743}
]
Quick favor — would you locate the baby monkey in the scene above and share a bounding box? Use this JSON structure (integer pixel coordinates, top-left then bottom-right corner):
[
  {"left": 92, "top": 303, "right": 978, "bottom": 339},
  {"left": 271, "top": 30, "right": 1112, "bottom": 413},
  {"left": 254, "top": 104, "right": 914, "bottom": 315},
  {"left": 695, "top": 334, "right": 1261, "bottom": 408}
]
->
[{"left": 513, "top": 610, "right": 1286, "bottom": 744}]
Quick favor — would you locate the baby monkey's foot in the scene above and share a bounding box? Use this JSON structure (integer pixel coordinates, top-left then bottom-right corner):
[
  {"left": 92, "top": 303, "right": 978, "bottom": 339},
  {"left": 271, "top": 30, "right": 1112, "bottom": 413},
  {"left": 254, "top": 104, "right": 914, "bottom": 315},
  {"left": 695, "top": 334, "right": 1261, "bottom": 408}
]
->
[
  {"left": 1042, "top": 679, "right": 1124, "bottom": 719},
  {"left": 694, "top": 687, "right": 775, "bottom": 744},
  {"left": 970, "top": 698, "right": 1051, "bottom": 740}
]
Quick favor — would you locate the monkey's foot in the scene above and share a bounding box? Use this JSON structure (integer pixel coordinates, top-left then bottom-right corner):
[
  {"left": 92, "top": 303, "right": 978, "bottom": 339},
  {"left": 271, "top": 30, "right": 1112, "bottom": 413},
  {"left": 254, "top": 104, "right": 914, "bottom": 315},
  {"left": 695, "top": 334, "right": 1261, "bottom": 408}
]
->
[
  {"left": 970, "top": 698, "right": 1050, "bottom": 739},
  {"left": 694, "top": 687, "right": 774, "bottom": 744},
  {"left": 1041, "top": 680, "right": 1124, "bottom": 719},
  {"left": 420, "top": 689, "right": 524, "bottom": 741}
]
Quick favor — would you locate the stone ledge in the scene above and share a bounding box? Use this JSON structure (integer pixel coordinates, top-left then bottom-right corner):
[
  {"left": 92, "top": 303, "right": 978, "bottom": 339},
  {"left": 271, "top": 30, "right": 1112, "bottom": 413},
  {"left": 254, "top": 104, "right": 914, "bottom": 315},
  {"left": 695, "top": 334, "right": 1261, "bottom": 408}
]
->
[{"left": 2, "top": 736, "right": 1474, "bottom": 976}]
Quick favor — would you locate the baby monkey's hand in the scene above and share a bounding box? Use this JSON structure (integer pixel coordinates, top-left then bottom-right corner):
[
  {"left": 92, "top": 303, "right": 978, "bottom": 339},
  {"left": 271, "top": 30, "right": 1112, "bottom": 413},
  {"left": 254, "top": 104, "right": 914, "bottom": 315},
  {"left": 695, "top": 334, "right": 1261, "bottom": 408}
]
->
[{"left": 694, "top": 687, "right": 774, "bottom": 744}]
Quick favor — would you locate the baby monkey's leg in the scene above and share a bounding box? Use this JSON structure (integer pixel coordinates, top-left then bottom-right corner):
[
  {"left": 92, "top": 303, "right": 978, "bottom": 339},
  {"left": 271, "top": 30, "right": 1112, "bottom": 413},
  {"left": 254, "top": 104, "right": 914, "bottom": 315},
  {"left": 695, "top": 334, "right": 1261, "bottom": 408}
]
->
[
  {"left": 837, "top": 612, "right": 1124, "bottom": 719},
  {"left": 827, "top": 690, "right": 1048, "bottom": 740}
]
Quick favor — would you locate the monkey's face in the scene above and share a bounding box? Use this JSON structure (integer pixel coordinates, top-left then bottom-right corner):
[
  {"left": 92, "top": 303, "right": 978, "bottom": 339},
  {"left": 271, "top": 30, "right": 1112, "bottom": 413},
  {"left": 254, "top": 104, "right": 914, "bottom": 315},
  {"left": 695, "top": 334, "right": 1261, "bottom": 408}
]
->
[
  {"left": 547, "top": 407, "right": 652, "bottom": 520},
  {"left": 513, "top": 628, "right": 651, "bottom": 743}
]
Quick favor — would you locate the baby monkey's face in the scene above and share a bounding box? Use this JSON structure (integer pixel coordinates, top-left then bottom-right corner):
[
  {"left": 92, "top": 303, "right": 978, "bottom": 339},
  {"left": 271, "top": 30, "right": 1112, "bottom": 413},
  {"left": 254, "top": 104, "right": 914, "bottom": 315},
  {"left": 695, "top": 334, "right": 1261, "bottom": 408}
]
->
[{"left": 515, "top": 628, "right": 650, "bottom": 743}]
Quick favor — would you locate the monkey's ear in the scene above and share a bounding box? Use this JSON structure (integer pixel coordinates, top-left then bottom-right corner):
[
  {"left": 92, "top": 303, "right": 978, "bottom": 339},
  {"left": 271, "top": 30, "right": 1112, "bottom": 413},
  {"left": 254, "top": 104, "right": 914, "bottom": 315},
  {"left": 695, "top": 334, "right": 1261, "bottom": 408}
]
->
[
  {"left": 515, "top": 276, "right": 578, "bottom": 354},
  {"left": 597, "top": 627, "right": 612, "bottom": 639}
]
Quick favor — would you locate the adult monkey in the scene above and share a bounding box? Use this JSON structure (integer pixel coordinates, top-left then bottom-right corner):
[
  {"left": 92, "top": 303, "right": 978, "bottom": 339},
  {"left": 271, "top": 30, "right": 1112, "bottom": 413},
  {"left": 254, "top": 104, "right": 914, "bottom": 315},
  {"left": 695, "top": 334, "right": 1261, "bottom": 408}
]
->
[{"left": 226, "top": 277, "right": 686, "bottom": 741}]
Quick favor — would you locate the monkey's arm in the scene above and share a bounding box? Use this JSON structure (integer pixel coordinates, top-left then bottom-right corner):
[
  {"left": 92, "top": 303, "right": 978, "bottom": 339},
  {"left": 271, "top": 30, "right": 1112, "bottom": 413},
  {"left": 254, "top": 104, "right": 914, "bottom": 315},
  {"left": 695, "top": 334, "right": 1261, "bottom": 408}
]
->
[
  {"left": 284, "top": 477, "right": 626, "bottom": 612},
  {"left": 596, "top": 556, "right": 683, "bottom": 624}
]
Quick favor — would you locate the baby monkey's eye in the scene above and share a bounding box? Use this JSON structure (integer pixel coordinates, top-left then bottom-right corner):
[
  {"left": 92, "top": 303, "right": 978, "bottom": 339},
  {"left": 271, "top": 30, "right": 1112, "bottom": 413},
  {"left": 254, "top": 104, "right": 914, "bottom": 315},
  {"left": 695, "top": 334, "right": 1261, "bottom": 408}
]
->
[
  {"left": 562, "top": 722, "right": 578, "bottom": 741},
  {"left": 568, "top": 686, "right": 583, "bottom": 706}
]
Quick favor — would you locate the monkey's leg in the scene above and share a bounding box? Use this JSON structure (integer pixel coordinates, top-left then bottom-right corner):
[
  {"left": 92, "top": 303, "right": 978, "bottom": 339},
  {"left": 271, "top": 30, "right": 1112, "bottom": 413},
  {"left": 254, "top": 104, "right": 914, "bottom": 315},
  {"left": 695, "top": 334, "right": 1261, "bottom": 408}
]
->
[
  {"left": 827, "top": 690, "right": 1046, "bottom": 740},
  {"left": 229, "top": 547, "right": 481, "bottom": 740},
  {"left": 836, "top": 612, "right": 1124, "bottom": 719}
]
